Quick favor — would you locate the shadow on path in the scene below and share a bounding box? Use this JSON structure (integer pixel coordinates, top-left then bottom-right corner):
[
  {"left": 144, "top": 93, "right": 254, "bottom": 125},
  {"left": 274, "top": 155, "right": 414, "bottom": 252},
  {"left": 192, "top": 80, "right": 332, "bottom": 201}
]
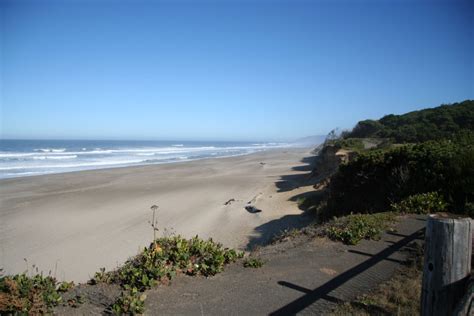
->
[{"left": 270, "top": 228, "right": 425, "bottom": 315}]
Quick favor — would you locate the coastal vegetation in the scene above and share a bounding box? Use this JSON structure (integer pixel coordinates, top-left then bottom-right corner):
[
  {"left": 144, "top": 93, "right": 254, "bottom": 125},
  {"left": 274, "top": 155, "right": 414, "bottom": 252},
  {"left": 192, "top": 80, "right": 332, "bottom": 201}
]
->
[
  {"left": 0, "top": 271, "right": 74, "bottom": 314},
  {"left": 326, "top": 134, "right": 473, "bottom": 217},
  {"left": 389, "top": 192, "right": 447, "bottom": 215},
  {"left": 0, "top": 235, "right": 243, "bottom": 315},
  {"left": 312, "top": 100, "right": 474, "bottom": 220},
  {"left": 343, "top": 100, "right": 474, "bottom": 143},
  {"left": 324, "top": 212, "right": 397, "bottom": 245},
  {"left": 243, "top": 257, "right": 265, "bottom": 268},
  {"left": 100, "top": 235, "right": 243, "bottom": 314}
]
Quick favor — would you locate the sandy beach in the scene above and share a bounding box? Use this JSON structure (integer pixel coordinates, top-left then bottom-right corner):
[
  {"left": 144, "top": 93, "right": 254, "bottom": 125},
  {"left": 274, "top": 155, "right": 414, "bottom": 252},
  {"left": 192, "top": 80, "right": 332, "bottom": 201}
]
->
[{"left": 0, "top": 148, "right": 316, "bottom": 283}]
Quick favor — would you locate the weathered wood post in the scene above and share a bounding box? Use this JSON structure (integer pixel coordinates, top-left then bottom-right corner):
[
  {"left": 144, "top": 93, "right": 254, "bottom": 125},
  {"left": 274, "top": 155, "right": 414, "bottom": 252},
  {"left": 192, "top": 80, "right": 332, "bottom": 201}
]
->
[{"left": 421, "top": 214, "right": 472, "bottom": 316}]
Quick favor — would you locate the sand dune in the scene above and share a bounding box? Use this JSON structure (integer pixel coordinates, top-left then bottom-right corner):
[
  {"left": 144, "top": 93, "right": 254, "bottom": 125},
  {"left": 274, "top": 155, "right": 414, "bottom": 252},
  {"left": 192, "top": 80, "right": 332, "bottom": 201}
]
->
[{"left": 0, "top": 149, "right": 316, "bottom": 283}]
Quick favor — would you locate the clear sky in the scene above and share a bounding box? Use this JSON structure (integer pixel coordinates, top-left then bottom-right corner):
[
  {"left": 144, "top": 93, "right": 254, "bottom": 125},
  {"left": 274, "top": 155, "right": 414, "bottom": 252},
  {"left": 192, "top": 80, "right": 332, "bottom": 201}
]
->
[{"left": 1, "top": 0, "right": 473, "bottom": 141}]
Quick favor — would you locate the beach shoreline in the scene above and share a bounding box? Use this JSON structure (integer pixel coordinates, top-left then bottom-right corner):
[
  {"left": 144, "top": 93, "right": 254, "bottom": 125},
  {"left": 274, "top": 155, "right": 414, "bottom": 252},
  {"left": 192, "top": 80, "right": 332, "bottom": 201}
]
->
[
  {"left": 0, "top": 148, "right": 316, "bottom": 283},
  {"left": 0, "top": 140, "right": 291, "bottom": 180}
]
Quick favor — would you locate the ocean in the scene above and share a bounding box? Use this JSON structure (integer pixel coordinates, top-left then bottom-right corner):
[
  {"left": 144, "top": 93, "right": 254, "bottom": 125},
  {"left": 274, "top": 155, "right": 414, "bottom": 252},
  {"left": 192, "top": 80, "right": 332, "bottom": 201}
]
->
[{"left": 0, "top": 139, "right": 288, "bottom": 179}]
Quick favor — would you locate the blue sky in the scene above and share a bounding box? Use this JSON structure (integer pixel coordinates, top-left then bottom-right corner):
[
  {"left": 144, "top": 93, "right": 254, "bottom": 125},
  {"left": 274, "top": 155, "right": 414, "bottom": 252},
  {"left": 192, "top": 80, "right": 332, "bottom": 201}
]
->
[{"left": 1, "top": 0, "right": 473, "bottom": 141}]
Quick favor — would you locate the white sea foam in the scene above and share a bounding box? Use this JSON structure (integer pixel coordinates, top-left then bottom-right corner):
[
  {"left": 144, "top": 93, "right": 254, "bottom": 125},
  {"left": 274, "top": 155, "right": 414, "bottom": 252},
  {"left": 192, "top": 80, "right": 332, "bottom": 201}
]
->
[
  {"left": 32, "top": 146, "right": 276, "bottom": 157},
  {"left": 0, "top": 159, "right": 147, "bottom": 171},
  {"left": 0, "top": 146, "right": 223, "bottom": 159},
  {"left": 4, "top": 171, "right": 46, "bottom": 177},
  {"left": 57, "top": 149, "right": 114, "bottom": 155},
  {"left": 0, "top": 152, "right": 36, "bottom": 158},
  {"left": 0, "top": 142, "right": 289, "bottom": 179},
  {"left": 35, "top": 148, "right": 67, "bottom": 153},
  {"left": 0, "top": 152, "right": 79, "bottom": 159},
  {"left": 32, "top": 155, "right": 78, "bottom": 160},
  {"left": 57, "top": 147, "right": 200, "bottom": 155},
  {"left": 109, "top": 146, "right": 217, "bottom": 153},
  {"left": 136, "top": 153, "right": 156, "bottom": 156}
]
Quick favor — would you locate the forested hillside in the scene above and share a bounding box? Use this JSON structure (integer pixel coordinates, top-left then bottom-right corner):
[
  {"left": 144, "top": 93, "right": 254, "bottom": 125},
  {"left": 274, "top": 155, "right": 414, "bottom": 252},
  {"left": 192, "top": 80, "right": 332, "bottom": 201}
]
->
[
  {"left": 317, "top": 100, "right": 474, "bottom": 218},
  {"left": 344, "top": 100, "right": 474, "bottom": 143}
]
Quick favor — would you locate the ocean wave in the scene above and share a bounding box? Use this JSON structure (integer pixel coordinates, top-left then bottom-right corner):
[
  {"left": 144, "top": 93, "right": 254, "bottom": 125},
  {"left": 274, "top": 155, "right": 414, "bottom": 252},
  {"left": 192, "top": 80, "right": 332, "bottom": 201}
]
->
[
  {"left": 136, "top": 153, "right": 156, "bottom": 156},
  {"left": 32, "top": 155, "right": 78, "bottom": 160},
  {"left": 0, "top": 144, "right": 286, "bottom": 160},
  {"left": 34, "top": 148, "right": 67, "bottom": 153},
  {"left": 109, "top": 146, "right": 217, "bottom": 153},
  {"left": 0, "top": 142, "right": 291, "bottom": 179},
  {"left": 3, "top": 171, "right": 47, "bottom": 177},
  {"left": 0, "top": 159, "right": 146, "bottom": 171},
  {"left": 0, "top": 152, "right": 79, "bottom": 159},
  {"left": 0, "top": 152, "right": 36, "bottom": 158},
  {"left": 57, "top": 147, "right": 205, "bottom": 155},
  {"left": 81, "top": 149, "right": 113, "bottom": 154},
  {"left": 143, "top": 156, "right": 188, "bottom": 163},
  {"left": 1, "top": 146, "right": 273, "bottom": 159},
  {"left": 55, "top": 149, "right": 114, "bottom": 155}
]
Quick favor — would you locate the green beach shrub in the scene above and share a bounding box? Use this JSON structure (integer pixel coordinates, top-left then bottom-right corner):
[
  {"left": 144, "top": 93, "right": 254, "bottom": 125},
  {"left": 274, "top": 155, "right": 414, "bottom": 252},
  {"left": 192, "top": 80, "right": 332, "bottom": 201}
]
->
[
  {"left": 0, "top": 272, "right": 67, "bottom": 314},
  {"left": 243, "top": 257, "right": 265, "bottom": 268},
  {"left": 325, "top": 212, "right": 397, "bottom": 245},
  {"left": 329, "top": 138, "right": 366, "bottom": 152},
  {"left": 111, "top": 289, "right": 146, "bottom": 315},
  {"left": 92, "top": 235, "right": 243, "bottom": 291},
  {"left": 91, "top": 267, "right": 114, "bottom": 284},
  {"left": 325, "top": 135, "right": 474, "bottom": 217},
  {"left": 390, "top": 192, "right": 447, "bottom": 214},
  {"left": 102, "top": 235, "right": 243, "bottom": 314}
]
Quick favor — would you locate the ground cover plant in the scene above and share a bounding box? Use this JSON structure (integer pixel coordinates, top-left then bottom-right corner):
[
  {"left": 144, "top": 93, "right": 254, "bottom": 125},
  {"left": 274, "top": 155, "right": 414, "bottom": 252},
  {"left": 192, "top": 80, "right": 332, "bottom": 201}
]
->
[
  {"left": 324, "top": 212, "right": 397, "bottom": 245},
  {"left": 390, "top": 192, "right": 447, "bottom": 214},
  {"left": 243, "top": 257, "right": 265, "bottom": 268},
  {"left": 0, "top": 271, "right": 73, "bottom": 314},
  {"left": 90, "top": 235, "right": 243, "bottom": 314}
]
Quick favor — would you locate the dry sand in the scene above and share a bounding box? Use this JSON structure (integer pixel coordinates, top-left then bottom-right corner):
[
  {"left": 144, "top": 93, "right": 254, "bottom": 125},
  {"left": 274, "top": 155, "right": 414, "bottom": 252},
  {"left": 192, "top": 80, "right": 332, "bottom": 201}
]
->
[{"left": 0, "top": 148, "right": 316, "bottom": 283}]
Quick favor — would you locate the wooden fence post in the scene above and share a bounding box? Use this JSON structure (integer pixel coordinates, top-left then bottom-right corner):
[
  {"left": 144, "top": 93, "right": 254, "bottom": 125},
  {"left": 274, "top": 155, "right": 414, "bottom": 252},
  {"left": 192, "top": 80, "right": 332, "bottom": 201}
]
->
[{"left": 421, "top": 214, "right": 472, "bottom": 316}]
